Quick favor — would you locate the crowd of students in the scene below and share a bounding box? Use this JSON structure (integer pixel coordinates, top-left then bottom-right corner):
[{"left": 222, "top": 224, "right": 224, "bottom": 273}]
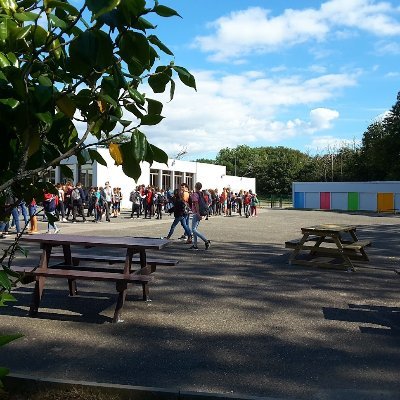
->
[{"left": 0, "top": 180, "right": 259, "bottom": 238}]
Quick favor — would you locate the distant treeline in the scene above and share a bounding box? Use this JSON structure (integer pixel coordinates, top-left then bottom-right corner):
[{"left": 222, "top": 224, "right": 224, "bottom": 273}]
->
[{"left": 197, "top": 91, "right": 400, "bottom": 196}]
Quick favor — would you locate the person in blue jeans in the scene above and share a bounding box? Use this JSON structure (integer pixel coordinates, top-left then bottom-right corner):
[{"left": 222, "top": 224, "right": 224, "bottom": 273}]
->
[
  {"left": 189, "top": 182, "right": 211, "bottom": 251},
  {"left": 164, "top": 189, "right": 192, "bottom": 242}
]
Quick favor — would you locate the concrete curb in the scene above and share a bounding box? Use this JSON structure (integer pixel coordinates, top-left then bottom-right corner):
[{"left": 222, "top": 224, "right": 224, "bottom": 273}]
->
[{"left": 4, "top": 374, "right": 289, "bottom": 400}]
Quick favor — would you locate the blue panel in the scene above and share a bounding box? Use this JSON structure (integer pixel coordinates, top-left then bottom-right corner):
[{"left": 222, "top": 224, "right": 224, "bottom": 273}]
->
[
  {"left": 294, "top": 192, "right": 305, "bottom": 208},
  {"left": 331, "top": 192, "right": 348, "bottom": 210},
  {"left": 305, "top": 192, "right": 320, "bottom": 209},
  {"left": 359, "top": 193, "right": 377, "bottom": 211}
]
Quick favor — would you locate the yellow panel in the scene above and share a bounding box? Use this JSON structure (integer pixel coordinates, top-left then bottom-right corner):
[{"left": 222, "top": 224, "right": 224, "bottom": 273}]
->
[{"left": 377, "top": 192, "right": 394, "bottom": 212}]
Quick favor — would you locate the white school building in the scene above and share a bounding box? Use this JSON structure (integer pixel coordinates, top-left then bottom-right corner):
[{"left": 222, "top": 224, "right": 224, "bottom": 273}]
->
[{"left": 47, "top": 147, "right": 256, "bottom": 209}]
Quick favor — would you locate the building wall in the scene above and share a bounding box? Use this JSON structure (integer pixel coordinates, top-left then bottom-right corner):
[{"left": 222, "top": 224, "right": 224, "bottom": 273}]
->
[
  {"left": 292, "top": 181, "right": 400, "bottom": 212},
  {"left": 59, "top": 148, "right": 256, "bottom": 209}
]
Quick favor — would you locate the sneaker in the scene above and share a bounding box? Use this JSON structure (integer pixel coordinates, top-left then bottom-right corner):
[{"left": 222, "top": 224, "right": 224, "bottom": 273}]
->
[
  {"left": 189, "top": 245, "right": 199, "bottom": 250},
  {"left": 54, "top": 228, "right": 60, "bottom": 234},
  {"left": 62, "top": 218, "right": 68, "bottom": 222},
  {"left": 179, "top": 235, "right": 187, "bottom": 240},
  {"left": 205, "top": 240, "right": 211, "bottom": 250},
  {"left": 71, "top": 220, "right": 77, "bottom": 224},
  {"left": 185, "top": 238, "right": 192, "bottom": 244}
]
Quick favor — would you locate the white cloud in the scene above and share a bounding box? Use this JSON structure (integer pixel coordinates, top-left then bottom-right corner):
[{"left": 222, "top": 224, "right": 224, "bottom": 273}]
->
[
  {"left": 141, "top": 70, "right": 354, "bottom": 159},
  {"left": 193, "top": 0, "right": 400, "bottom": 62},
  {"left": 375, "top": 40, "right": 400, "bottom": 55}
]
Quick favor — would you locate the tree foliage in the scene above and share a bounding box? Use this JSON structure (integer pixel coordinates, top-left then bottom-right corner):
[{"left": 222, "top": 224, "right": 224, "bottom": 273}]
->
[{"left": 0, "top": 0, "right": 196, "bottom": 198}]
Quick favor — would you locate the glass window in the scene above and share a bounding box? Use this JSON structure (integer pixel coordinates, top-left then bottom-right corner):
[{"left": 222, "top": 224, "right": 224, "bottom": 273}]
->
[
  {"left": 162, "top": 171, "right": 171, "bottom": 190},
  {"left": 185, "top": 173, "right": 194, "bottom": 191},
  {"left": 150, "top": 169, "right": 158, "bottom": 187},
  {"left": 42, "top": 169, "right": 56, "bottom": 184},
  {"left": 174, "top": 171, "right": 183, "bottom": 189},
  {"left": 80, "top": 164, "right": 93, "bottom": 188}
]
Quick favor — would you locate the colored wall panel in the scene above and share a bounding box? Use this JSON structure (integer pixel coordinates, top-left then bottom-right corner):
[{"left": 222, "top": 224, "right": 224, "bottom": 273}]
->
[
  {"left": 348, "top": 192, "right": 359, "bottom": 211},
  {"left": 359, "top": 193, "right": 377, "bottom": 211},
  {"left": 320, "top": 192, "right": 330, "bottom": 209},
  {"left": 377, "top": 192, "right": 394, "bottom": 212},
  {"left": 294, "top": 192, "right": 305, "bottom": 208},
  {"left": 394, "top": 194, "right": 400, "bottom": 211},
  {"left": 305, "top": 192, "right": 320, "bottom": 209},
  {"left": 331, "top": 192, "right": 347, "bottom": 210}
]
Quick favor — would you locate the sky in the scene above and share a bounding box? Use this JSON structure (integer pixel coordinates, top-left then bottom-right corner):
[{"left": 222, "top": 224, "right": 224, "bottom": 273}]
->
[{"left": 136, "top": 0, "right": 400, "bottom": 161}]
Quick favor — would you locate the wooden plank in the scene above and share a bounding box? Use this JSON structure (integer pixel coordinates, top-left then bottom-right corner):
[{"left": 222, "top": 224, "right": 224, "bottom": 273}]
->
[
  {"left": 50, "top": 252, "right": 178, "bottom": 266},
  {"left": 342, "top": 240, "right": 372, "bottom": 250},
  {"left": 29, "top": 268, "right": 153, "bottom": 283},
  {"left": 289, "top": 259, "right": 353, "bottom": 271}
]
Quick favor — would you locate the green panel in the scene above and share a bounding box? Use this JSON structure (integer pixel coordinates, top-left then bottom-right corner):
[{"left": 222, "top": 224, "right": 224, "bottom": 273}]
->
[{"left": 348, "top": 192, "right": 359, "bottom": 210}]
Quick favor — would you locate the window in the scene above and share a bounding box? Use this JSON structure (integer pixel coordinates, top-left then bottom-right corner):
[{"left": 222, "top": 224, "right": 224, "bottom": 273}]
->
[
  {"left": 150, "top": 169, "right": 158, "bottom": 187},
  {"left": 162, "top": 171, "right": 171, "bottom": 190},
  {"left": 80, "top": 164, "right": 93, "bottom": 188},
  {"left": 42, "top": 169, "right": 56, "bottom": 184},
  {"left": 185, "top": 173, "right": 194, "bottom": 191},
  {"left": 174, "top": 171, "right": 183, "bottom": 189}
]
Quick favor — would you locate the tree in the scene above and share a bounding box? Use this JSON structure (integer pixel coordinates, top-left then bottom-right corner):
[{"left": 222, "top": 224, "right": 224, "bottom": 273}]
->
[
  {"left": 0, "top": 0, "right": 196, "bottom": 195},
  {"left": 0, "top": 0, "right": 195, "bottom": 330}
]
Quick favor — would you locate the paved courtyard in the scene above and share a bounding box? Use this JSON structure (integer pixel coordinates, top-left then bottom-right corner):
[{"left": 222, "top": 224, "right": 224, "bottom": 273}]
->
[{"left": 1, "top": 208, "right": 399, "bottom": 399}]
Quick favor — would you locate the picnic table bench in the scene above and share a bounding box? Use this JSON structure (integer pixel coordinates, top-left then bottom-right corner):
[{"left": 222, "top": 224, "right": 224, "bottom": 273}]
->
[
  {"left": 285, "top": 224, "right": 371, "bottom": 271},
  {"left": 19, "top": 234, "right": 173, "bottom": 323}
]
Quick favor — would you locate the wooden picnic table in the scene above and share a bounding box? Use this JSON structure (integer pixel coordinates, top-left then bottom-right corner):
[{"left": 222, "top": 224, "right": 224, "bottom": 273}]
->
[
  {"left": 18, "top": 234, "right": 171, "bottom": 323},
  {"left": 285, "top": 224, "right": 371, "bottom": 271}
]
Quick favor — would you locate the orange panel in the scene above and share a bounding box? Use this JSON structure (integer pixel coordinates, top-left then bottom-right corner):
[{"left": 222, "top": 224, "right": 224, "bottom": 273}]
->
[{"left": 377, "top": 192, "right": 394, "bottom": 212}]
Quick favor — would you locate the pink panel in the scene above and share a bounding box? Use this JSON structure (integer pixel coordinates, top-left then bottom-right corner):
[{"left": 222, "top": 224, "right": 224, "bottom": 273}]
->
[{"left": 320, "top": 192, "right": 330, "bottom": 209}]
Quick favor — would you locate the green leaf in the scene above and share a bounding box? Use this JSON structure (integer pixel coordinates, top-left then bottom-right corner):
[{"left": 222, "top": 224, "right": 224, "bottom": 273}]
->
[
  {"left": 148, "top": 66, "right": 172, "bottom": 93},
  {"left": 0, "top": 271, "right": 11, "bottom": 290},
  {"left": 173, "top": 66, "right": 196, "bottom": 90},
  {"left": 140, "top": 114, "right": 164, "bottom": 126},
  {"left": 46, "top": 0, "right": 80, "bottom": 16},
  {"left": 125, "top": 102, "right": 143, "bottom": 119},
  {"left": 87, "top": 0, "right": 120, "bottom": 21},
  {"left": 150, "top": 143, "right": 168, "bottom": 164},
  {"left": 0, "top": 292, "right": 17, "bottom": 306},
  {"left": 146, "top": 98, "right": 163, "bottom": 115},
  {"left": 38, "top": 75, "right": 52, "bottom": 87},
  {"left": 6, "top": 52, "right": 18, "bottom": 67},
  {"left": 153, "top": 4, "right": 181, "bottom": 18},
  {"left": 118, "top": 31, "right": 151, "bottom": 71},
  {"left": 0, "top": 98, "right": 19, "bottom": 108},
  {"left": 13, "top": 12, "right": 40, "bottom": 22},
  {"left": 69, "top": 30, "right": 114, "bottom": 74},
  {"left": 0, "top": 334, "right": 23, "bottom": 347},
  {"left": 35, "top": 112, "right": 53, "bottom": 128},
  {"left": 88, "top": 149, "right": 107, "bottom": 166},
  {"left": 56, "top": 94, "right": 76, "bottom": 118},
  {"left": 127, "top": 86, "right": 145, "bottom": 105},
  {"left": 130, "top": 129, "right": 147, "bottom": 160},
  {"left": 0, "top": 52, "right": 10, "bottom": 67},
  {"left": 59, "top": 164, "right": 74, "bottom": 179},
  {"left": 98, "top": 93, "right": 118, "bottom": 108},
  {"left": 14, "top": 25, "right": 31, "bottom": 40},
  {"left": 148, "top": 34, "right": 173, "bottom": 56},
  {"left": 169, "top": 78, "right": 175, "bottom": 101},
  {"left": 0, "top": 0, "right": 17, "bottom": 14},
  {"left": 118, "top": 0, "right": 146, "bottom": 25},
  {"left": 136, "top": 16, "right": 156, "bottom": 30},
  {"left": 32, "top": 25, "right": 48, "bottom": 48},
  {"left": 49, "top": 14, "right": 68, "bottom": 29}
]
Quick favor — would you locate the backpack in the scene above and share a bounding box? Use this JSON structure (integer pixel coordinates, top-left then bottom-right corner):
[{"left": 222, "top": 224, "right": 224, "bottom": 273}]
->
[
  {"left": 197, "top": 192, "right": 208, "bottom": 216},
  {"left": 71, "top": 188, "right": 81, "bottom": 201}
]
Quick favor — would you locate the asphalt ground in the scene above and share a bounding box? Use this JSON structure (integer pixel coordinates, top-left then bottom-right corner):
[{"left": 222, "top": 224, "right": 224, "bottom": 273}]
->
[{"left": 0, "top": 208, "right": 399, "bottom": 400}]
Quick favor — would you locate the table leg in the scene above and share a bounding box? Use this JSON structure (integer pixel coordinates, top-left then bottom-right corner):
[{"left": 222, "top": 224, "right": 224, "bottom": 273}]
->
[
  {"left": 113, "top": 281, "right": 128, "bottom": 323},
  {"left": 310, "top": 236, "right": 325, "bottom": 257},
  {"left": 124, "top": 248, "right": 134, "bottom": 274},
  {"left": 29, "top": 245, "right": 51, "bottom": 316},
  {"left": 289, "top": 233, "right": 310, "bottom": 264},
  {"left": 332, "top": 236, "right": 355, "bottom": 271},
  {"left": 63, "top": 244, "right": 77, "bottom": 296}
]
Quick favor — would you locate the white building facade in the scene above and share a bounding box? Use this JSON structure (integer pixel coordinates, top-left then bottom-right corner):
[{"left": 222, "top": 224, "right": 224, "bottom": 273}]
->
[{"left": 50, "top": 147, "right": 256, "bottom": 209}]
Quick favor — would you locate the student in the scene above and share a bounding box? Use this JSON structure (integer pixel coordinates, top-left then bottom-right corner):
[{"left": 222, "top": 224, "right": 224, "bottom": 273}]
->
[
  {"left": 43, "top": 191, "right": 60, "bottom": 234},
  {"left": 189, "top": 182, "right": 211, "bottom": 250},
  {"left": 163, "top": 189, "right": 192, "bottom": 242}
]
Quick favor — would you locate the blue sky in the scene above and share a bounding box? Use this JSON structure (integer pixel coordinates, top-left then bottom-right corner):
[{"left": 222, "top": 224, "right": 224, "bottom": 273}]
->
[{"left": 140, "top": 0, "right": 400, "bottom": 161}]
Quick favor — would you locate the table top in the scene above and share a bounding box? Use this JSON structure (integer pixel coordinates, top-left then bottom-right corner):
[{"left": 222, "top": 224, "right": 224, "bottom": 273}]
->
[
  {"left": 20, "top": 234, "right": 170, "bottom": 250},
  {"left": 301, "top": 224, "right": 357, "bottom": 234}
]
